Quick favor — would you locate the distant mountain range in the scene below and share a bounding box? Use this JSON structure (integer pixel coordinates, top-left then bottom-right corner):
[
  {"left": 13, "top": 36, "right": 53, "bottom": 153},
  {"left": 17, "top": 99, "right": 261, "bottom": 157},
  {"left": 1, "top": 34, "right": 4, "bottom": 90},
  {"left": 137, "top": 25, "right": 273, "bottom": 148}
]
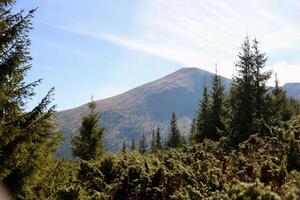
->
[
  {"left": 283, "top": 83, "right": 300, "bottom": 101},
  {"left": 55, "top": 68, "right": 300, "bottom": 157}
]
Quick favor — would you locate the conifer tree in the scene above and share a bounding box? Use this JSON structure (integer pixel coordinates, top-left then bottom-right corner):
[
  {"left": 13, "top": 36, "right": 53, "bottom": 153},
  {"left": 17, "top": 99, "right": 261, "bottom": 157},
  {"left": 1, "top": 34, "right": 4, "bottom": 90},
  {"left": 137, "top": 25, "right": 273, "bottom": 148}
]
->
[
  {"left": 131, "top": 137, "right": 136, "bottom": 151},
  {"left": 166, "top": 112, "right": 184, "bottom": 148},
  {"left": 72, "top": 101, "right": 105, "bottom": 160},
  {"left": 190, "top": 117, "right": 197, "bottom": 141},
  {"left": 139, "top": 133, "right": 147, "bottom": 154},
  {"left": 121, "top": 141, "right": 127, "bottom": 153},
  {"left": 271, "top": 74, "right": 293, "bottom": 122},
  {"left": 0, "top": 1, "right": 62, "bottom": 198},
  {"left": 192, "top": 85, "right": 211, "bottom": 143},
  {"left": 151, "top": 129, "right": 156, "bottom": 153},
  {"left": 229, "top": 37, "right": 273, "bottom": 145},
  {"left": 156, "top": 127, "right": 162, "bottom": 150},
  {"left": 252, "top": 39, "right": 272, "bottom": 132},
  {"left": 210, "top": 70, "right": 225, "bottom": 140},
  {"left": 230, "top": 36, "right": 256, "bottom": 144}
]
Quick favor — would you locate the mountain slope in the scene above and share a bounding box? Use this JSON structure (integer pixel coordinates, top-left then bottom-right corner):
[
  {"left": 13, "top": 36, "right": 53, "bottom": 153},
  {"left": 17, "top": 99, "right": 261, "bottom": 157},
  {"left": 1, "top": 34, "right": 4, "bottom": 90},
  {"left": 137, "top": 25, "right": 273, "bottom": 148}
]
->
[
  {"left": 55, "top": 68, "right": 231, "bottom": 157},
  {"left": 55, "top": 68, "right": 300, "bottom": 157}
]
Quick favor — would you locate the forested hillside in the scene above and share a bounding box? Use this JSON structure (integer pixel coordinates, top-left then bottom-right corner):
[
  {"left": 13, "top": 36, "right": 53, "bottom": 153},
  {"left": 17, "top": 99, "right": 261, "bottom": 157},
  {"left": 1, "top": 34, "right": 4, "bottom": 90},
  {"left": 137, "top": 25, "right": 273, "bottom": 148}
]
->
[{"left": 1, "top": 1, "right": 300, "bottom": 200}]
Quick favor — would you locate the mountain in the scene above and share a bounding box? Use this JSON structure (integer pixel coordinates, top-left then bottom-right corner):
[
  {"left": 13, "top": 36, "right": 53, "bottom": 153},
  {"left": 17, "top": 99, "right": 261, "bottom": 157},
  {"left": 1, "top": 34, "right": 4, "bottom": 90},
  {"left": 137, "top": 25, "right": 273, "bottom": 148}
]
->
[
  {"left": 55, "top": 68, "right": 231, "bottom": 157},
  {"left": 283, "top": 83, "right": 300, "bottom": 101},
  {"left": 55, "top": 68, "right": 300, "bottom": 158}
]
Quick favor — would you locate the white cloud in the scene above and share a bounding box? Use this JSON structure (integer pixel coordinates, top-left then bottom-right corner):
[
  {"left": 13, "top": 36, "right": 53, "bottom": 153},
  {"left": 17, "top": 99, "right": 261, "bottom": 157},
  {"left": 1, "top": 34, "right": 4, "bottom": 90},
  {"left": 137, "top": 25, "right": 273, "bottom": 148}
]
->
[{"left": 53, "top": 0, "right": 300, "bottom": 83}]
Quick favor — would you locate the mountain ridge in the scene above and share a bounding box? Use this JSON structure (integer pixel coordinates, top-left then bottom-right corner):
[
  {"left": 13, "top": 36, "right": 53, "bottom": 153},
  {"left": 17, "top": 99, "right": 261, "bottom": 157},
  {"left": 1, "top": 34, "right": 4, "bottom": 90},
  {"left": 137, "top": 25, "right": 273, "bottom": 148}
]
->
[{"left": 55, "top": 67, "right": 300, "bottom": 157}]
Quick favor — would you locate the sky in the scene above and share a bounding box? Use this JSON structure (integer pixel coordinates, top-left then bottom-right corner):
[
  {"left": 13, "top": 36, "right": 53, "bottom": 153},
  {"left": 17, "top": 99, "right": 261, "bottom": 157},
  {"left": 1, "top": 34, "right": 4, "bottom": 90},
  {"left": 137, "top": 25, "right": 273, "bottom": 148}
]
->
[{"left": 16, "top": 0, "right": 300, "bottom": 111}]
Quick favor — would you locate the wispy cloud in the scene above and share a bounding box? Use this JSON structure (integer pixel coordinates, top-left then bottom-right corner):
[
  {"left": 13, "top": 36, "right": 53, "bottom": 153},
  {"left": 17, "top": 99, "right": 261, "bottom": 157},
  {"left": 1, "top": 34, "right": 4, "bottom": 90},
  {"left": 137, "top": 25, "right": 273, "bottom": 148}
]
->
[{"left": 52, "top": 0, "right": 300, "bottom": 83}]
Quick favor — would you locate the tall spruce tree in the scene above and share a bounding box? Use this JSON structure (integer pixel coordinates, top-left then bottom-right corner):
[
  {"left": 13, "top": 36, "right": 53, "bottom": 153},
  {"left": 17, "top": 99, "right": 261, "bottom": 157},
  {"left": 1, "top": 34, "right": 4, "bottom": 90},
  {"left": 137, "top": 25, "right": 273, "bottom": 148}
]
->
[
  {"left": 131, "top": 137, "right": 136, "bottom": 151},
  {"left": 191, "top": 85, "right": 211, "bottom": 143},
  {"left": 0, "top": 1, "right": 62, "bottom": 198},
  {"left": 166, "top": 112, "right": 184, "bottom": 148},
  {"left": 252, "top": 39, "right": 272, "bottom": 132},
  {"left": 230, "top": 36, "right": 271, "bottom": 144},
  {"left": 156, "top": 127, "right": 162, "bottom": 150},
  {"left": 230, "top": 36, "right": 256, "bottom": 144},
  {"left": 139, "top": 133, "right": 147, "bottom": 154},
  {"left": 72, "top": 101, "right": 105, "bottom": 160},
  {"left": 210, "top": 70, "right": 224, "bottom": 140}
]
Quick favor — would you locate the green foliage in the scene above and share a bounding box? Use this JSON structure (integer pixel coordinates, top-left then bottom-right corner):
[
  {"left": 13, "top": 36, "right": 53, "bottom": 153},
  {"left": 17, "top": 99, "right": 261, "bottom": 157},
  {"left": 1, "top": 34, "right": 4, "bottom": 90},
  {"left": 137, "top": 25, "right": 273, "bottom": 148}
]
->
[
  {"left": 191, "top": 85, "right": 212, "bottom": 143},
  {"left": 0, "top": 2, "right": 62, "bottom": 199},
  {"left": 270, "top": 74, "right": 296, "bottom": 124},
  {"left": 166, "top": 112, "right": 184, "bottom": 148},
  {"left": 229, "top": 36, "right": 272, "bottom": 145},
  {"left": 2, "top": 6, "right": 300, "bottom": 199},
  {"left": 210, "top": 70, "right": 225, "bottom": 140},
  {"left": 156, "top": 127, "right": 162, "bottom": 150},
  {"left": 229, "top": 181, "right": 281, "bottom": 200},
  {"left": 72, "top": 101, "right": 105, "bottom": 160},
  {"left": 122, "top": 140, "right": 127, "bottom": 153},
  {"left": 131, "top": 137, "right": 136, "bottom": 151},
  {"left": 139, "top": 133, "right": 147, "bottom": 154},
  {"left": 151, "top": 129, "right": 156, "bottom": 153},
  {"left": 191, "top": 72, "right": 225, "bottom": 144},
  {"left": 51, "top": 117, "right": 300, "bottom": 199}
]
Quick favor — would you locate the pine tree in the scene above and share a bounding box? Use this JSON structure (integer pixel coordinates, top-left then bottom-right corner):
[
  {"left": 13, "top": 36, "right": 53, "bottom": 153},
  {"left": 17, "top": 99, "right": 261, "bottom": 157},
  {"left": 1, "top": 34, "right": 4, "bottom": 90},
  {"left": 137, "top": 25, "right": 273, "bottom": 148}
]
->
[
  {"left": 166, "top": 112, "right": 184, "bottom": 148},
  {"left": 210, "top": 70, "right": 225, "bottom": 140},
  {"left": 139, "top": 133, "right": 147, "bottom": 154},
  {"left": 131, "top": 137, "right": 136, "bottom": 151},
  {"left": 0, "top": 1, "right": 62, "bottom": 198},
  {"left": 156, "top": 127, "right": 162, "bottom": 150},
  {"left": 121, "top": 141, "right": 127, "bottom": 153},
  {"left": 72, "top": 101, "right": 105, "bottom": 160},
  {"left": 192, "top": 85, "right": 211, "bottom": 143}
]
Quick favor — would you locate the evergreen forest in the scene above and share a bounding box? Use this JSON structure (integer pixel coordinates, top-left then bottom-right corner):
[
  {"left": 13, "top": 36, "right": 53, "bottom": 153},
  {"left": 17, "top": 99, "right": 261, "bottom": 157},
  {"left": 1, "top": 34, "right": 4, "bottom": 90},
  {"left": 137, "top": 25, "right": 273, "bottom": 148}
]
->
[{"left": 1, "top": 1, "right": 300, "bottom": 199}]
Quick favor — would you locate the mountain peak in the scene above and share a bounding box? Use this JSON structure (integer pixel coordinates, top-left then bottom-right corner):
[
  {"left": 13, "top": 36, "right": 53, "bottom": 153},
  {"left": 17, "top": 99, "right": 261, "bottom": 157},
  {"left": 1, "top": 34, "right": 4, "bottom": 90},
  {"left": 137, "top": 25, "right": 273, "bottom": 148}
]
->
[{"left": 173, "top": 67, "right": 212, "bottom": 75}]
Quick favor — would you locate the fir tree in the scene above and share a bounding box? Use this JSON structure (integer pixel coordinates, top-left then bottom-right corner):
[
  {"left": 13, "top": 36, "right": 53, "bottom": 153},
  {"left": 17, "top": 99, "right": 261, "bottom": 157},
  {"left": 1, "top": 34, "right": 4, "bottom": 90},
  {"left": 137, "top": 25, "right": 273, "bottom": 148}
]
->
[
  {"left": 121, "top": 141, "right": 127, "bottom": 153},
  {"left": 230, "top": 36, "right": 256, "bottom": 144},
  {"left": 229, "top": 37, "right": 273, "bottom": 144},
  {"left": 210, "top": 70, "right": 225, "bottom": 140},
  {"left": 139, "top": 133, "right": 147, "bottom": 154},
  {"left": 0, "top": 1, "right": 62, "bottom": 198},
  {"left": 166, "top": 112, "right": 184, "bottom": 148},
  {"left": 156, "top": 127, "right": 162, "bottom": 150},
  {"left": 72, "top": 101, "right": 105, "bottom": 160},
  {"left": 131, "top": 137, "right": 136, "bottom": 151},
  {"left": 252, "top": 39, "right": 272, "bottom": 132},
  {"left": 192, "top": 85, "right": 211, "bottom": 143}
]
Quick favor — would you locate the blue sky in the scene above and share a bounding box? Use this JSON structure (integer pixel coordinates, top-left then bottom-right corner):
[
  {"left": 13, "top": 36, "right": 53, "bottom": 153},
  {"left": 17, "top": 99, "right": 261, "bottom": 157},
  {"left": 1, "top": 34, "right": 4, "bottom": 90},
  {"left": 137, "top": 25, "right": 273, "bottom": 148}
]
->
[{"left": 17, "top": 0, "right": 300, "bottom": 111}]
